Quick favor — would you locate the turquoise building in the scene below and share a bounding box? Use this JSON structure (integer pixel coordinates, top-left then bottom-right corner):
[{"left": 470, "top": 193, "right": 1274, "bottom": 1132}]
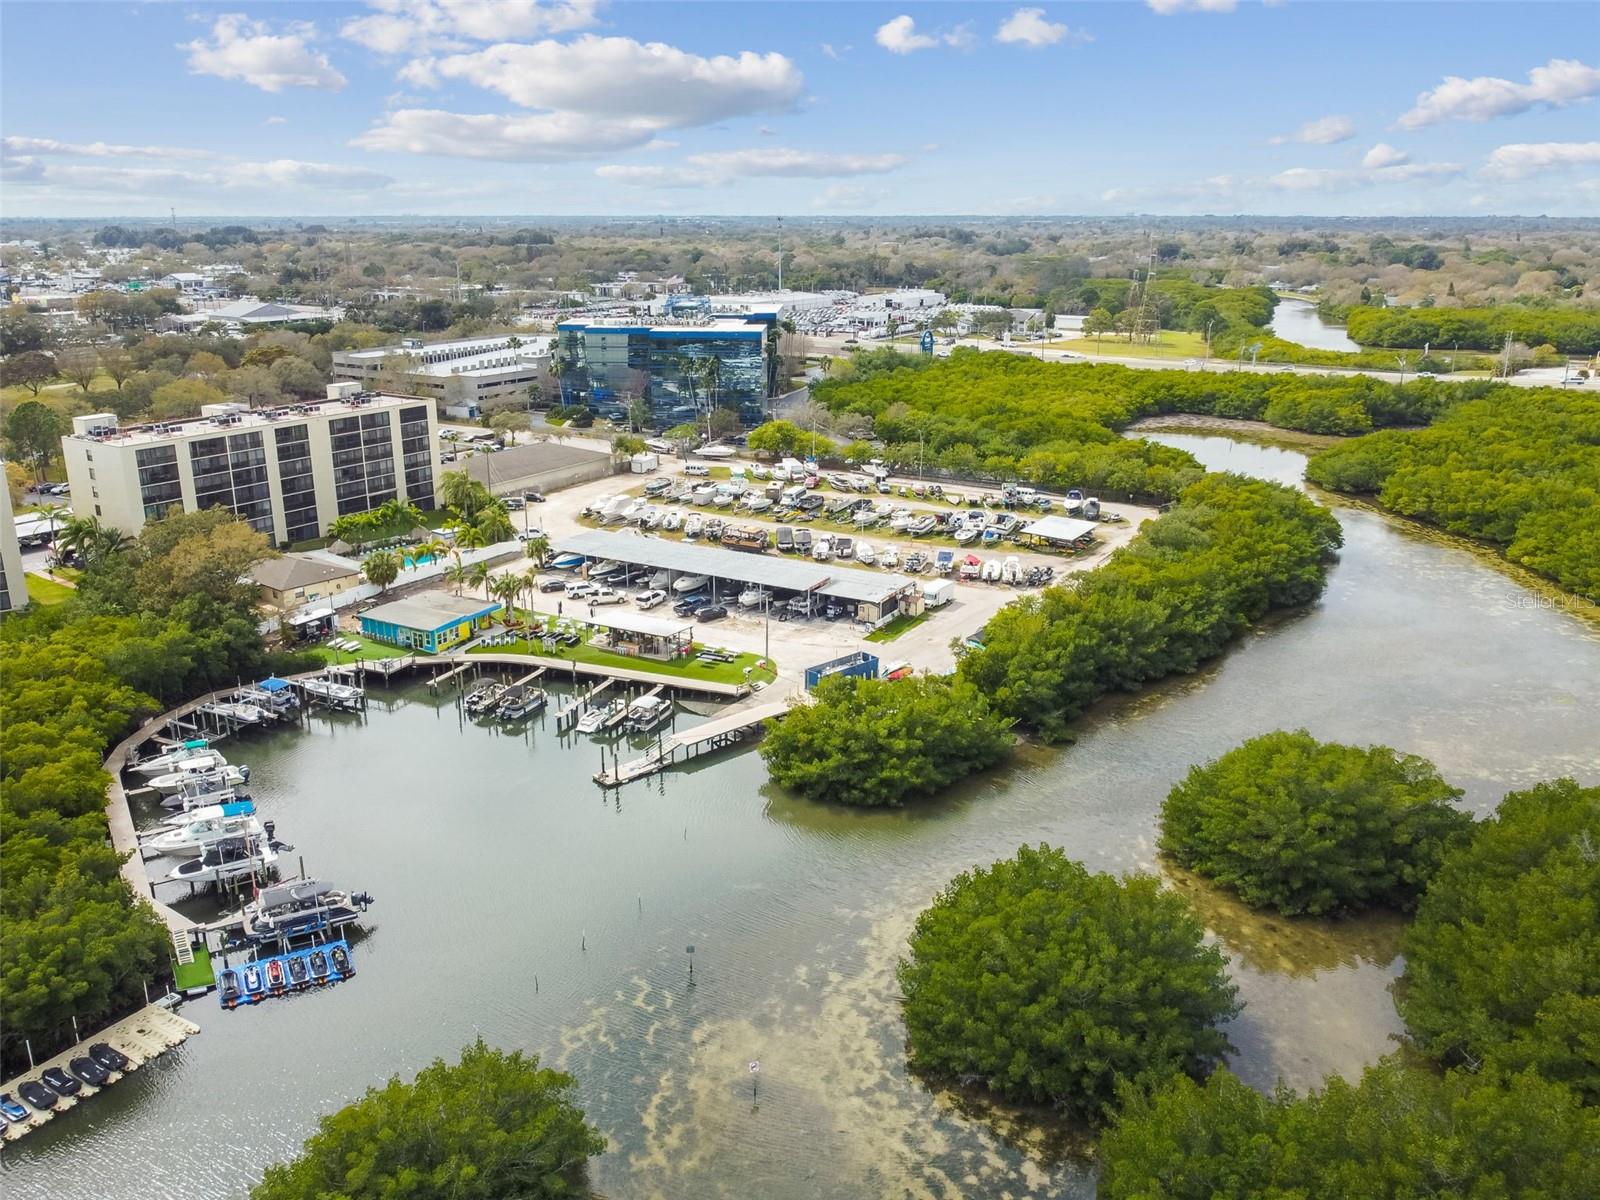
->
[{"left": 359, "top": 592, "right": 501, "bottom": 653}]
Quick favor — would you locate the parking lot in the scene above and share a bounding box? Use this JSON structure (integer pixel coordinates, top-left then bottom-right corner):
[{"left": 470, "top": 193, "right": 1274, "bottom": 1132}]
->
[{"left": 495, "top": 459, "right": 1156, "bottom": 696}]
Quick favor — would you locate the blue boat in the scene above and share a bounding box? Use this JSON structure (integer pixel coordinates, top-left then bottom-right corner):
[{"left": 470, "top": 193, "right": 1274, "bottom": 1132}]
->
[{"left": 550, "top": 552, "right": 585, "bottom": 570}]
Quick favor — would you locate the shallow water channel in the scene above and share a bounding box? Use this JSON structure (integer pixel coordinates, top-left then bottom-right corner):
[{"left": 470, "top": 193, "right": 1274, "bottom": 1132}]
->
[
  {"left": 5, "top": 434, "right": 1598, "bottom": 1199},
  {"left": 1268, "top": 296, "right": 1361, "bottom": 352}
]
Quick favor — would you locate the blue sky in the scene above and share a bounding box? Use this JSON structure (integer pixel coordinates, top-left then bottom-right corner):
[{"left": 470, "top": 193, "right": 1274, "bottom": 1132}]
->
[{"left": 2, "top": 1, "right": 1597, "bottom": 217}]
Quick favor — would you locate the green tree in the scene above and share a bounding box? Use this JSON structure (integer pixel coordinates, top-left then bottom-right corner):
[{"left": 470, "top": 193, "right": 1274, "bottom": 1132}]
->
[
  {"left": 1398, "top": 777, "right": 1600, "bottom": 1101},
  {"left": 2, "top": 350, "right": 58, "bottom": 396},
  {"left": 1100, "top": 1059, "right": 1600, "bottom": 1200},
  {"left": 6, "top": 400, "right": 65, "bottom": 480},
  {"left": 746, "top": 419, "right": 805, "bottom": 457},
  {"left": 55, "top": 346, "right": 100, "bottom": 393},
  {"left": 524, "top": 533, "right": 551, "bottom": 567},
  {"left": 439, "top": 469, "right": 494, "bottom": 522},
  {"left": 1159, "top": 730, "right": 1471, "bottom": 915},
  {"left": 611, "top": 433, "right": 647, "bottom": 455},
  {"left": 761, "top": 675, "right": 1013, "bottom": 807},
  {"left": 361, "top": 549, "right": 401, "bottom": 594},
  {"left": 489, "top": 410, "right": 530, "bottom": 440},
  {"left": 662, "top": 422, "right": 699, "bottom": 455},
  {"left": 1083, "top": 306, "right": 1114, "bottom": 345},
  {"left": 149, "top": 377, "right": 227, "bottom": 421},
  {"left": 898, "top": 845, "right": 1239, "bottom": 1121},
  {"left": 626, "top": 397, "right": 651, "bottom": 433},
  {"left": 467, "top": 560, "right": 492, "bottom": 599},
  {"left": 251, "top": 1039, "right": 605, "bottom": 1200}
]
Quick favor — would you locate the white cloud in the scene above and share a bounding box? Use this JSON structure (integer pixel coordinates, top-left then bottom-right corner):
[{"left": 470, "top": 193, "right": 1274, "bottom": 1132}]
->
[
  {"left": 2, "top": 157, "right": 390, "bottom": 196},
  {"left": 996, "top": 9, "right": 1087, "bottom": 48},
  {"left": 1268, "top": 161, "right": 1461, "bottom": 191},
  {"left": 1361, "top": 142, "right": 1409, "bottom": 169},
  {"left": 875, "top": 14, "right": 971, "bottom": 54},
  {"left": 1146, "top": 0, "right": 1238, "bottom": 13},
  {"left": 229, "top": 160, "right": 393, "bottom": 189},
  {"left": 183, "top": 14, "right": 346, "bottom": 93},
  {"left": 1398, "top": 58, "right": 1600, "bottom": 128},
  {"left": 341, "top": 0, "right": 599, "bottom": 55},
  {"left": 262, "top": 116, "right": 288, "bottom": 127},
  {"left": 820, "top": 43, "right": 844, "bottom": 60},
  {"left": 812, "top": 184, "right": 881, "bottom": 210},
  {"left": 408, "top": 36, "right": 803, "bottom": 125},
  {"left": 1102, "top": 175, "right": 1239, "bottom": 206},
  {"left": 1269, "top": 115, "right": 1356, "bottom": 146},
  {"left": 1, "top": 136, "right": 213, "bottom": 160},
  {"left": 1482, "top": 141, "right": 1600, "bottom": 179},
  {"left": 594, "top": 147, "right": 910, "bottom": 188},
  {"left": 353, "top": 108, "right": 665, "bottom": 161}
]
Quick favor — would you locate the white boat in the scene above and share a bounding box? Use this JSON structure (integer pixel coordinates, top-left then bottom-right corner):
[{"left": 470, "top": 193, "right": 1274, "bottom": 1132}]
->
[
  {"left": 240, "top": 878, "right": 372, "bottom": 944},
  {"left": 128, "top": 741, "right": 217, "bottom": 777},
  {"left": 149, "top": 762, "right": 246, "bottom": 794},
  {"left": 576, "top": 698, "right": 627, "bottom": 735},
  {"left": 954, "top": 526, "right": 978, "bottom": 544},
  {"left": 746, "top": 497, "right": 772, "bottom": 513},
  {"left": 812, "top": 535, "right": 833, "bottom": 562},
  {"left": 856, "top": 541, "right": 876, "bottom": 565},
  {"left": 683, "top": 514, "right": 703, "bottom": 539},
  {"left": 695, "top": 444, "right": 737, "bottom": 460},
  {"left": 672, "top": 574, "right": 708, "bottom": 594},
  {"left": 1001, "top": 556, "right": 1022, "bottom": 585},
  {"left": 167, "top": 834, "right": 277, "bottom": 885},
  {"left": 889, "top": 510, "right": 914, "bottom": 531},
  {"left": 880, "top": 545, "right": 900, "bottom": 569},
  {"left": 712, "top": 491, "right": 734, "bottom": 507},
  {"left": 144, "top": 803, "right": 264, "bottom": 858},
  {"left": 981, "top": 559, "right": 1003, "bottom": 583},
  {"left": 738, "top": 587, "right": 772, "bottom": 609},
  {"left": 300, "top": 676, "right": 364, "bottom": 709},
  {"left": 626, "top": 694, "right": 673, "bottom": 732},
  {"left": 662, "top": 509, "right": 684, "bottom": 531},
  {"left": 200, "top": 700, "right": 268, "bottom": 725},
  {"left": 159, "top": 773, "right": 247, "bottom": 813}
]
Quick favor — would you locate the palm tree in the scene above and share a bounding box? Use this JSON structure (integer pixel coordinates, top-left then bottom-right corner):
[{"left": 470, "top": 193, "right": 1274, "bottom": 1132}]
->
[
  {"left": 443, "top": 561, "right": 468, "bottom": 596},
  {"left": 475, "top": 505, "right": 516, "bottom": 545},
  {"left": 55, "top": 514, "right": 126, "bottom": 568},
  {"left": 452, "top": 522, "right": 490, "bottom": 552},
  {"left": 517, "top": 567, "right": 540, "bottom": 619},
  {"left": 697, "top": 356, "right": 723, "bottom": 439},
  {"left": 467, "top": 560, "right": 492, "bottom": 600},
  {"left": 489, "top": 572, "right": 521, "bottom": 622},
  {"left": 673, "top": 354, "right": 700, "bottom": 411},
  {"left": 523, "top": 533, "right": 551, "bottom": 567},
  {"left": 362, "top": 549, "right": 401, "bottom": 594}
]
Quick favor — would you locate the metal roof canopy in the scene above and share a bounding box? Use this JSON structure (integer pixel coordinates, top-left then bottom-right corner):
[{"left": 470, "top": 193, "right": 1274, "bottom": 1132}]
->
[
  {"left": 1023, "top": 515, "right": 1100, "bottom": 543},
  {"left": 586, "top": 609, "right": 695, "bottom": 638},
  {"left": 556, "top": 531, "right": 832, "bottom": 593},
  {"left": 816, "top": 570, "right": 917, "bottom": 604}
]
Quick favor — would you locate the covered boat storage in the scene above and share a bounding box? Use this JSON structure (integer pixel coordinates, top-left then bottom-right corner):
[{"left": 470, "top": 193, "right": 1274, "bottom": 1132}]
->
[
  {"left": 554, "top": 530, "right": 918, "bottom": 623},
  {"left": 1020, "top": 515, "right": 1100, "bottom": 549}
]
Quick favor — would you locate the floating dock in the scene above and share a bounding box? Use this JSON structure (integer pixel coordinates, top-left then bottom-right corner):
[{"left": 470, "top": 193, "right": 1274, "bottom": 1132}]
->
[
  {"left": 0, "top": 1004, "right": 200, "bottom": 1143},
  {"left": 595, "top": 700, "right": 791, "bottom": 787}
]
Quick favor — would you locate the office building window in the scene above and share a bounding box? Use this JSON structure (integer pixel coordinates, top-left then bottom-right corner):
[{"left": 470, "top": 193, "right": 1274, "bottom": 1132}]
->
[{"left": 330, "top": 412, "right": 397, "bottom": 515}]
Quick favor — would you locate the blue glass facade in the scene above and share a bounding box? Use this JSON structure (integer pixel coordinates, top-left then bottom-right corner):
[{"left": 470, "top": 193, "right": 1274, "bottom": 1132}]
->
[{"left": 554, "top": 318, "right": 774, "bottom": 428}]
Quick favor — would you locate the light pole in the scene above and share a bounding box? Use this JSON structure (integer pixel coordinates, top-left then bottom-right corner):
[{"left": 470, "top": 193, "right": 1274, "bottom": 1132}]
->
[{"left": 1396, "top": 354, "right": 1410, "bottom": 385}]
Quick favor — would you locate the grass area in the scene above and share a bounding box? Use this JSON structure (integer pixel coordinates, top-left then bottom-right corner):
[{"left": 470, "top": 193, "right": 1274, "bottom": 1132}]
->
[
  {"left": 24, "top": 573, "right": 75, "bottom": 605},
  {"left": 1040, "top": 330, "right": 1212, "bottom": 361},
  {"left": 471, "top": 612, "right": 777, "bottom": 687},
  {"left": 307, "top": 633, "right": 418, "bottom": 663},
  {"left": 172, "top": 942, "right": 216, "bottom": 992},
  {"left": 864, "top": 611, "right": 930, "bottom": 643}
]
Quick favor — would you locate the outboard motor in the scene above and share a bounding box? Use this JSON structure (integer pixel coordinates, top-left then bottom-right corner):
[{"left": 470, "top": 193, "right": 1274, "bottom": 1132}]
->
[
  {"left": 240, "top": 764, "right": 252, "bottom": 782},
  {"left": 352, "top": 891, "right": 374, "bottom": 910},
  {"left": 263, "top": 820, "right": 276, "bottom": 844}
]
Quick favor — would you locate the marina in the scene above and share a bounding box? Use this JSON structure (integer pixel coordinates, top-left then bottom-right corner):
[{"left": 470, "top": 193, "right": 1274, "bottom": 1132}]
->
[{"left": 596, "top": 699, "right": 793, "bottom": 786}]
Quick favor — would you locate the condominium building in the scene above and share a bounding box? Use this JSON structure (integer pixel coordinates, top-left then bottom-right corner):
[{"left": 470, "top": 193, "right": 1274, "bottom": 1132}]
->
[
  {"left": 0, "top": 473, "right": 25, "bottom": 613},
  {"left": 59, "top": 384, "right": 439, "bottom": 547},
  {"left": 553, "top": 315, "right": 775, "bottom": 427},
  {"left": 330, "top": 334, "right": 554, "bottom": 419}
]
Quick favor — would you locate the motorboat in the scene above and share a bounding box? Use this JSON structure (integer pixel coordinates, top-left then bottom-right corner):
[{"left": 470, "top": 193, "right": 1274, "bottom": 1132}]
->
[
  {"left": 576, "top": 697, "right": 627, "bottom": 734},
  {"left": 152, "top": 763, "right": 250, "bottom": 797},
  {"left": 127, "top": 739, "right": 215, "bottom": 777},
  {"left": 200, "top": 700, "right": 268, "bottom": 726},
  {"left": 695, "top": 443, "right": 737, "bottom": 459},
  {"left": 625, "top": 694, "right": 673, "bottom": 733},
  {"left": 1001, "top": 556, "right": 1022, "bottom": 585},
  {"left": 960, "top": 555, "right": 983, "bottom": 580},
  {"left": 703, "top": 518, "right": 725, "bottom": 540},
  {"left": 672, "top": 574, "right": 709, "bottom": 594},
  {"left": 712, "top": 490, "right": 734, "bottom": 508},
  {"left": 981, "top": 558, "right": 1003, "bottom": 583},
  {"left": 497, "top": 685, "right": 546, "bottom": 721},
  {"left": 935, "top": 550, "right": 955, "bottom": 574},
  {"left": 855, "top": 541, "right": 876, "bottom": 565},
  {"left": 662, "top": 509, "right": 684, "bottom": 531},
  {"left": 908, "top": 515, "right": 938, "bottom": 536},
  {"left": 219, "top": 968, "right": 241, "bottom": 1008},
  {"left": 550, "top": 552, "right": 585, "bottom": 570},
  {"left": 299, "top": 675, "right": 364, "bottom": 709},
  {"left": 464, "top": 681, "right": 505, "bottom": 716},
  {"left": 167, "top": 835, "right": 278, "bottom": 885},
  {"left": 981, "top": 528, "right": 1003, "bottom": 545},
  {"left": 241, "top": 878, "right": 372, "bottom": 943},
  {"left": 143, "top": 802, "right": 263, "bottom": 858},
  {"left": 133, "top": 748, "right": 227, "bottom": 780},
  {"left": 739, "top": 587, "right": 773, "bottom": 609},
  {"left": 834, "top": 536, "right": 854, "bottom": 560},
  {"left": 879, "top": 545, "right": 900, "bottom": 569},
  {"left": 684, "top": 514, "right": 703, "bottom": 539},
  {"left": 953, "top": 525, "right": 978, "bottom": 544},
  {"left": 889, "top": 510, "right": 914, "bottom": 532},
  {"left": 1083, "top": 497, "right": 1101, "bottom": 520},
  {"left": 642, "top": 508, "right": 664, "bottom": 529},
  {"left": 746, "top": 497, "right": 772, "bottom": 513},
  {"left": 812, "top": 535, "right": 833, "bottom": 562}
]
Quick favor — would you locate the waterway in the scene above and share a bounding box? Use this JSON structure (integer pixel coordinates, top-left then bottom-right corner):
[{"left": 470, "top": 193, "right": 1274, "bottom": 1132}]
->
[
  {"left": 6, "top": 436, "right": 1598, "bottom": 1199},
  {"left": 1269, "top": 296, "right": 1361, "bottom": 352}
]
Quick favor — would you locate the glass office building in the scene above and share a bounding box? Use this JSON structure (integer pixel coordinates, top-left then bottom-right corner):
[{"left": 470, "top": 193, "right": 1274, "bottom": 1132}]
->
[{"left": 554, "top": 317, "right": 774, "bottom": 427}]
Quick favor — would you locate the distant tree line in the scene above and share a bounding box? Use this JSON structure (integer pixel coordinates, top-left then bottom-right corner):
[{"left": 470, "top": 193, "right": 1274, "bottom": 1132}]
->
[{"left": 1344, "top": 304, "right": 1600, "bottom": 354}]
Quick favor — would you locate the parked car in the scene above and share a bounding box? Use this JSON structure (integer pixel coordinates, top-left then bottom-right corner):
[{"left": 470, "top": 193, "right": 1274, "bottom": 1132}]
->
[
  {"left": 564, "top": 580, "right": 597, "bottom": 598},
  {"left": 0, "top": 1093, "right": 29, "bottom": 1123},
  {"left": 503, "top": 496, "right": 525, "bottom": 510},
  {"left": 637, "top": 588, "right": 667, "bottom": 609},
  {"left": 591, "top": 587, "right": 626, "bottom": 605},
  {"left": 696, "top": 604, "right": 728, "bottom": 622},
  {"left": 88, "top": 1043, "right": 129, "bottom": 1073},
  {"left": 538, "top": 577, "right": 567, "bottom": 593},
  {"left": 684, "top": 464, "right": 711, "bottom": 476},
  {"left": 523, "top": 491, "right": 547, "bottom": 503},
  {"left": 16, "top": 1081, "right": 54, "bottom": 1111},
  {"left": 69, "top": 1056, "right": 109, "bottom": 1088},
  {"left": 673, "top": 593, "right": 709, "bottom": 616},
  {"left": 40, "top": 1067, "right": 80, "bottom": 1097}
]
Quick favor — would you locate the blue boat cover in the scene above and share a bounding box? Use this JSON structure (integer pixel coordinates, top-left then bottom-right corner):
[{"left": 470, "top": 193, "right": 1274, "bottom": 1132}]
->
[
  {"left": 221, "top": 800, "right": 255, "bottom": 817},
  {"left": 257, "top": 677, "right": 292, "bottom": 692}
]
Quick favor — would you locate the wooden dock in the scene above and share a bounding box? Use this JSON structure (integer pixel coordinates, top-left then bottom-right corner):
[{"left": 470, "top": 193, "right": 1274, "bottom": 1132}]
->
[
  {"left": 594, "top": 699, "right": 791, "bottom": 787},
  {"left": 0, "top": 1003, "right": 200, "bottom": 1143},
  {"left": 556, "top": 677, "right": 615, "bottom": 731}
]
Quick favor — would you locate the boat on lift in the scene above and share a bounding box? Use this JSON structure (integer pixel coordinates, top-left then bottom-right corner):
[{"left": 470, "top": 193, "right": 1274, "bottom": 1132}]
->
[
  {"left": 128, "top": 742, "right": 224, "bottom": 778},
  {"left": 240, "top": 879, "right": 372, "bottom": 944},
  {"left": 576, "top": 697, "right": 627, "bottom": 735},
  {"left": 167, "top": 834, "right": 278, "bottom": 885},
  {"left": 497, "top": 684, "right": 547, "bottom": 721},
  {"left": 625, "top": 694, "right": 673, "bottom": 733},
  {"left": 151, "top": 763, "right": 250, "bottom": 797},
  {"left": 143, "top": 801, "right": 263, "bottom": 858}
]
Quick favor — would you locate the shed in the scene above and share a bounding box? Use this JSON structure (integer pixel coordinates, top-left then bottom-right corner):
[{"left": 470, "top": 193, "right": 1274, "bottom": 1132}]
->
[{"left": 359, "top": 591, "right": 501, "bottom": 653}]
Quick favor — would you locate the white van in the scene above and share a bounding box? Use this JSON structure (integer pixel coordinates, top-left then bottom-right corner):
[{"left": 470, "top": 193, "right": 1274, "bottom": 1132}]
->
[{"left": 684, "top": 463, "right": 711, "bottom": 477}]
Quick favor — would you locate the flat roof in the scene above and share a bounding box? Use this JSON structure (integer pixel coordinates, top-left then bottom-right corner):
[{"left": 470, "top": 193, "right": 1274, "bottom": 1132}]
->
[
  {"left": 361, "top": 591, "right": 500, "bottom": 632},
  {"left": 1023, "top": 516, "right": 1100, "bottom": 543},
  {"left": 465, "top": 441, "right": 610, "bottom": 492},
  {"left": 67, "top": 393, "right": 431, "bottom": 449},
  {"left": 556, "top": 531, "right": 832, "bottom": 593},
  {"left": 816, "top": 570, "right": 917, "bottom": 604},
  {"left": 588, "top": 609, "right": 694, "bottom": 638},
  {"left": 556, "top": 317, "right": 761, "bottom": 336}
]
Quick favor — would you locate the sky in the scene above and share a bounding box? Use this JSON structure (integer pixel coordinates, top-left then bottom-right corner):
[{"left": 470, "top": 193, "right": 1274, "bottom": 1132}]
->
[{"left": 2, "top": 0, "right": 1598, "bottom": 218}]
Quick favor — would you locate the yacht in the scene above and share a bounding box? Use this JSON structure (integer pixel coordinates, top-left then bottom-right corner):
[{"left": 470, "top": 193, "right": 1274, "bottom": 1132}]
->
[
  {"left": 128, "top": 742, "right": 223, "bottom": 778},
  {"left": 625, "top": 694, "right": 673, "bottom": 733},
  {"left": 143, "top": 802, "right": 263, "bottom": 858},
  {"left": 240, "top": 878, "right": 373, "bottom": 944},
  {"left": 576, "top": 697, "right": 627, "bottom": 735},
  {"left": 152, "top": 763, "right": 250, "bottom": 797},
  {"left": 167, "top": 835, "right": 278, "bottom": 885}
]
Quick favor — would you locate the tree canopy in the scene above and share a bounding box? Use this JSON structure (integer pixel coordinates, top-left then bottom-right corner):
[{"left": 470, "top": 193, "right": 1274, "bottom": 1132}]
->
[
  {"left": 1158, "top": 730, "right": 1472, "bottom": 915},
  {"left": 1307, "top": 389, "right": 1600, "bottom": 601},
  {"left": 898, "top": 845, "right": 1239, "bottom": 1121},
  {"left": 1397, "top": 777, "right": 1600, "bottom": 1103},
  {"left": 761, "top": 674, "right": 1013, "bottom": 807},
  {"left": 1098, "top": 1058, "right": 1600, "bottom": 1200},
  {"left": 959, "top": 473, "right": 1342, "bottom": 739},
  {"left": 252, "top": 1039, "right": 605, "bottom": 1200}
]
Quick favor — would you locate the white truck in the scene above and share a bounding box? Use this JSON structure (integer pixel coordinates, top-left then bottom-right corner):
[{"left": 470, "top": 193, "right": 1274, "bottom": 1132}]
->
[
  {"left": 630, "top": 452, "right": 660, "bottom": 474},
  {"left": 922, "top": 579, "right": 956, "bottom": 609}
]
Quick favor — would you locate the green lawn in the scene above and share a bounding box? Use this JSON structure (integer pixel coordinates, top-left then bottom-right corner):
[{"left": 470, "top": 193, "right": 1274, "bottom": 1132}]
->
[
  {"left": 25, "top": 573, "right": 75, "bottom": 605},
  {"left": 1040, "top": 330, "right": 1212, "bottom": 361},
  {"left": 172, "top": 942, "right": 216, "bottom": 992},
  {"left": 470, "top": 614, "right": 776, "bottom": 686},
  {"left": 864, "top": 611, "right": 930, "bottom": 643},
  {"left": 307, "top": 634, "right": 418, "bottom": 663}
]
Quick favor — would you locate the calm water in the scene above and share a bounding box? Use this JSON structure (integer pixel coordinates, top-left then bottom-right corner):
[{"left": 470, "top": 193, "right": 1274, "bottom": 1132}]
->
[
  {"left": 6, "top": 435, "right": 1598, "bottom": 1199},
  {"left": 1269, "top": 297, "right": 1361, "bottom": 352}
]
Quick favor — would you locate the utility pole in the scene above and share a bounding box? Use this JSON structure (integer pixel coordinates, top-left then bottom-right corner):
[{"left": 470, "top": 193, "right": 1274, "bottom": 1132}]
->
[{"left": 776, "top": 217, "right": 784, "bottom": 291}]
